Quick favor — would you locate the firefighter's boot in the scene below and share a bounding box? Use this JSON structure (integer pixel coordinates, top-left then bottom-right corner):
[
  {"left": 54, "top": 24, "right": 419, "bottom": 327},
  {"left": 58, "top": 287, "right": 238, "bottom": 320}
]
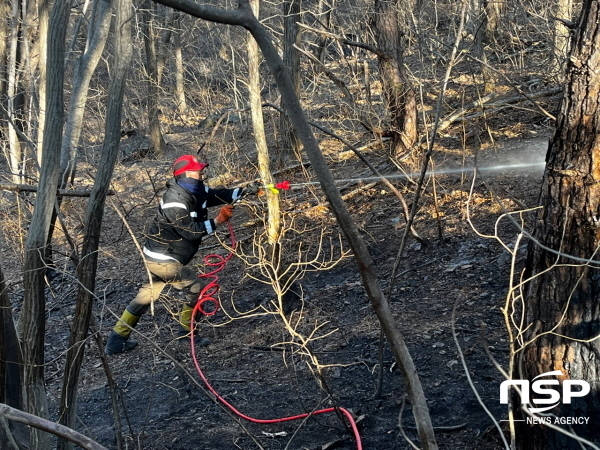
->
[
  {"left": 105, "top": 303, "right": 148, "bottom": 355},
  {"left": 104, "top": 331, "right": 138, "bottom": 355},
  {"left": 178, "top": 304, "right": 210, "bottom": 347}
]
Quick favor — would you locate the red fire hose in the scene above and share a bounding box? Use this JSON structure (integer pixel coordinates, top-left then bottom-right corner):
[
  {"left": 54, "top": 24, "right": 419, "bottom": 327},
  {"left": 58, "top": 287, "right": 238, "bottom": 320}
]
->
[{"left": 190, "top": 220, "right": 363, "bottom": 449}]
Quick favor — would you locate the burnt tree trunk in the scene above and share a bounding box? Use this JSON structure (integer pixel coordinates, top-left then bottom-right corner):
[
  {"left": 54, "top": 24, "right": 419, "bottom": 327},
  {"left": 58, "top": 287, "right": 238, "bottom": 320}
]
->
[
  {"left": 21, "top": 2, "right": 72, "bottom": 449},
  {"left": 373, "top": 0, "right": 418, "bottom": 156},
  {"left": 315, "top": 0, "right": 334, "bottom": 63},
  {"left": 279, "top": 0, "right": 301, "bottom": 161},
  {"left": 518, "top": 1, "right": 600, "bottom": 448},
  {"left": 475, "top": 0, "right": 505, "bottom": 94},
  {"left": 0, "top": 248, "right": 27, "bottom": 450},
  {"left": 56, "top": 0, "right": 133, "bottom": 448}
]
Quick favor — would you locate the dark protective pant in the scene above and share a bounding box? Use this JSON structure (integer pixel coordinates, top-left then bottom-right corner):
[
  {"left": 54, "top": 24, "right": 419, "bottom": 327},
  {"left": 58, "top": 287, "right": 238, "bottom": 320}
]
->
[{"left": 112, "top": 260, "right": 205, "bottom": 337}]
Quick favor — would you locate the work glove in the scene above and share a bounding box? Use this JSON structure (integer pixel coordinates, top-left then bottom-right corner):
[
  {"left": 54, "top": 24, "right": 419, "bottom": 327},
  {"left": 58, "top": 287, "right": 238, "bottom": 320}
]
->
[
  {"left": 243, "top": 181, "right": 262, "bottom": 196},
  {"left": 215, "top": 205, "right": 234, "bottom": 224}
]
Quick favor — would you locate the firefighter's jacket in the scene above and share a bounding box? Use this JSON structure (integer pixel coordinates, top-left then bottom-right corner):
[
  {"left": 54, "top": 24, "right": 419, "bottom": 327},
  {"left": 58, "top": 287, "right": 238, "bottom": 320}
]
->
[{"left": 143, "top": 178, "right": 242, "bottom": 265}]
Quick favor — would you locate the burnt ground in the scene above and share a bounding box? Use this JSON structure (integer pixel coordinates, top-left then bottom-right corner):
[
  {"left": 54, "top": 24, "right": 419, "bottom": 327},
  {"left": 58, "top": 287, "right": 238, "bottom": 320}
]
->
[
  {"left": 19, "top": 133, "right": 552, "bottom": 450},
  {"left": 0, "top": 1, "right": 573, "bottom": 448}
]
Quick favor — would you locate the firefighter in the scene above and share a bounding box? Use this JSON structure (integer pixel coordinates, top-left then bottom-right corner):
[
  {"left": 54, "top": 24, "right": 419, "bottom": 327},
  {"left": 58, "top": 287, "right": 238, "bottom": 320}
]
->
[{"left": 105, "top": 155, "right": 258, "bottom": 355}]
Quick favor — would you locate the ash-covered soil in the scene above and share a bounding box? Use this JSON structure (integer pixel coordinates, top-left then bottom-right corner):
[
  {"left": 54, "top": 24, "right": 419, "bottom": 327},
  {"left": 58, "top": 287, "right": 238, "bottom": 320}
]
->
[{"left": 26, "top": 136, "right": 550, "bottom": 450}]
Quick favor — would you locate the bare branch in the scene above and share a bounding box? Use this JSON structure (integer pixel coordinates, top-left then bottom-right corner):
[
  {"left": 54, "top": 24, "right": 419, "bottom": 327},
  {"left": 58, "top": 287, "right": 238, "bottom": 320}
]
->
[
  {"left": 292, "top": 43, "right": 374, "bottom": 132},
  {"left": 0, "top": 404, "right": 108, "bottom": 450},
  {"left": 438, "top": 88, "right": 562, "bottom": 133},
  {"left": 152, "top": 0, "right": 246, "bottom": 26},
  {"left": 0, "top": 183, "right": 114, "bottom": 197},
  {"left": 297, "top": 22, "right": 388, "bottom": 59}
]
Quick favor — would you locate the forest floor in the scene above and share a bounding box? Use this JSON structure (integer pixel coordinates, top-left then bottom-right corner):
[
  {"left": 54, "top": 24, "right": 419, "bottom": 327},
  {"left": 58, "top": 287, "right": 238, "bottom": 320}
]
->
[
  {"left": 0, "top": 1, "right": 576, "bottom": 448},
  {"left": 15, "top": 124, "right": 553, "bottom": 449}
]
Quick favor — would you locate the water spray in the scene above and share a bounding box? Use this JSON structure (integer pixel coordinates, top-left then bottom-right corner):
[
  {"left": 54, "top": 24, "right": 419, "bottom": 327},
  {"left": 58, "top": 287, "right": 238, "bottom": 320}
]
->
[{"left": 263, "top": 161, "right": 546, "bottom": 193}]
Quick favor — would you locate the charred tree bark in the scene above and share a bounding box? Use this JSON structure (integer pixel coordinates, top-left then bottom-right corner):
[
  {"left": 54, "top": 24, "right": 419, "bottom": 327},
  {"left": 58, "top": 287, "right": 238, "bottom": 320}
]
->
[
  {"left": 21, "top": 2, "right": 72, "bottom": 449},
  {"left": 0, "top": 248, "right": 27, "bottom": 450},
  {"left": 373, "top": 0, "right": 418, "bottom": 155},
  {"left": 553, "top": 0, "right": 573, "bottom": 74},
  {"left": 518, "top": 1, "right": 600, "bottom": 448},
  {"left": 279, "top": 0, "right": 301, "bottom": 160},
  {"left": 56, "top": 1, "right": 133, "bottom": 448}
]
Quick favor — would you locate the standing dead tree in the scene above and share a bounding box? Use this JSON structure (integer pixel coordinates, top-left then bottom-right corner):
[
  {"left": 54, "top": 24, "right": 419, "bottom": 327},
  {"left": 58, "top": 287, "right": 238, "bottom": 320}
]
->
[
  {"left": 474, "top": 0, "right": 506, "bottom": 93},
  {"left": 247, "top": 0, "right": 281, "bottom": 246},
  {"left": 152, "top": 1, "right": 438, "bottom": 448},
  {"left": 279, "top": 0, "right": 302, "bottom": 160},
  {"left": 57, "top": 1, "right": 134, "bottom": 448},
  {"left": 0, "top": 2, "right": 7, "bottom": 103},
  {"left": 141, "top": 0, "right": 167, "bottom": 157},
  {"left": 5, "top": 0, "right": 25, "bottom": 183},
  {"left": 46, "top": 0, "right": 113, "bottom": 272},
  {"left": 298, "top": 2, "right": 418, "bottom": 155},
  {"left": 173, "top": 11, "right": 187, "bottom": 115},
  {"left": 59, "top": 0, "right": 113, "bottom": 189},
  {"left": 0, "top": 245, "right": 27, "bottom": 450},
  {"left": 373, "top": 0, "right": 418, "bottom": 155},
  {"left": 21, "top": 2, "right": 72, "bottom": 449},
  {"left": 34, "top": 0, "right": 49, "bottom": 166},
  {"left": 314, "top": 0, "right": 335, "bottom": 63}
]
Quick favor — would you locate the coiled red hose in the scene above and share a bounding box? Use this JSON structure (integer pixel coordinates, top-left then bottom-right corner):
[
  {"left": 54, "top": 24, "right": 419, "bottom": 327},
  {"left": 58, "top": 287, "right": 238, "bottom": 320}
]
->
[{"left": 190, "top": 221, "right": 363, "bottom": 449}]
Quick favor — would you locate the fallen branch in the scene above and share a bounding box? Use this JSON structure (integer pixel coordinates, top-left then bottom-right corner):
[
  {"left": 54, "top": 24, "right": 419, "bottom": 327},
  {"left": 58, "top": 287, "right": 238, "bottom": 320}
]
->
[
  {"left": 341, "top": 182, "right": 377, "bottom": 201},
  {"left": 0, "top": 403, "right": 109, "bottom": 450},
  {"left": 272, "top": 160, "right": 312, "bottom": 177},
  {"left": 438, "top": 87, "right": 562, "bottom": 132},
  {"left": 404, "top": 423, "right": 468, "bottom": 432},
  {"left": 287, "top": 182, "right": 376, "bottom": 214}
]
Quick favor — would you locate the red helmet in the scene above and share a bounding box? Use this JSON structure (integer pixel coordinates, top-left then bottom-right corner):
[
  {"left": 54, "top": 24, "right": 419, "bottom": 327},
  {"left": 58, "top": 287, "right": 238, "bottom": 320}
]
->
[{"left": 173, "top": 155, "right": 208, "bottom": 176}]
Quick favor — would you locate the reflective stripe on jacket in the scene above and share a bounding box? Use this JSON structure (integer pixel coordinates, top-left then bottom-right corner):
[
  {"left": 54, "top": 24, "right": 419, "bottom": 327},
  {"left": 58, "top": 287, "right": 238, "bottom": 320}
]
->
[{"left": 143, "top": 178, "right": 242, "bottom": 264}]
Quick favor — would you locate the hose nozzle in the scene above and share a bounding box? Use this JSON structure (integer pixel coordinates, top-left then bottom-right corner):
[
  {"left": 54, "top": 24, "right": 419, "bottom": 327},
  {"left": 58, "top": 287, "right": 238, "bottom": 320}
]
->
[{"left": 266, "top": 181, "right": 291, "bottom": 194}]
